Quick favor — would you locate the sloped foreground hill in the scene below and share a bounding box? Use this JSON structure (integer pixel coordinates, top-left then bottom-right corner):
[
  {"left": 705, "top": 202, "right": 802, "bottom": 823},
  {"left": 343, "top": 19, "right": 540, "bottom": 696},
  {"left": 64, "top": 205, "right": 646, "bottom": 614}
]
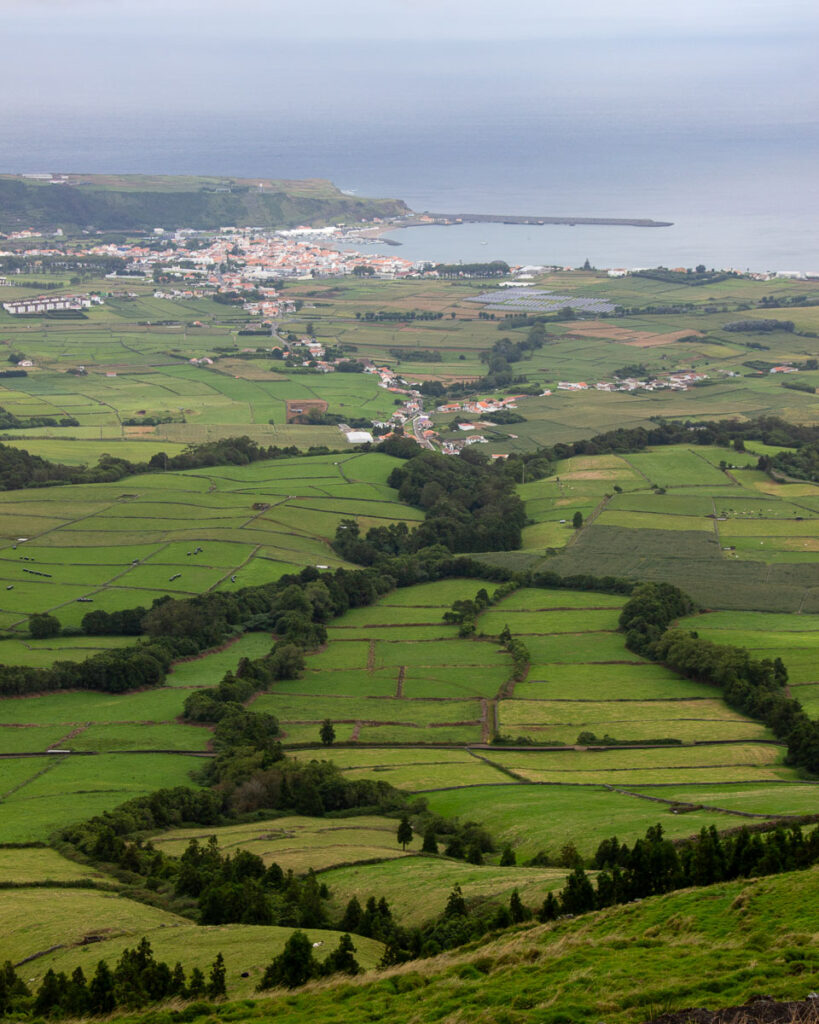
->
[{"left": 107, "top": 866, "right": 818, "bottom": 1024}]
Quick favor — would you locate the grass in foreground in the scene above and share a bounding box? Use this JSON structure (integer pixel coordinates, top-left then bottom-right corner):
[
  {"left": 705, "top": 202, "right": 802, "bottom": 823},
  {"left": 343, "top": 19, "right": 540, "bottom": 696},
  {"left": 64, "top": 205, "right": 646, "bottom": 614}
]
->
[{"left": 95, "top": 865, "right": 819, "bottom": 1024}]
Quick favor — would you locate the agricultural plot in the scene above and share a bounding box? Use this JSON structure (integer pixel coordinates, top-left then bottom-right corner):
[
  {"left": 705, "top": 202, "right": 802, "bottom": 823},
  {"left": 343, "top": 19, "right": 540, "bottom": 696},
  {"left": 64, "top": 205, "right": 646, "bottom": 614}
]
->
[
  {"left": 0, "top": 451, "right": 418, "bottom": 628},
  {"left": 485, "top": 743, "right": 787, "bottom": 786},
  {"left": 1, "top": 889, "right": 383, "bottom": 999},
  {"left": 321, "top": 857, "right": 567, "bottom": 927},
  {"left": 0, "top": 753, "right": 204, "bottom": 842},
  {"left": 152, "top": 813, "right": 421, "bottom": 871},
  {"left": 0, "top": 846, "right": 112, "bottom": 885},
  {"left": 497, "top": 698, "right": 771, "bottom": 745},
  {"left": 423, "top": 781, "right": 818, "bottom": 861}
]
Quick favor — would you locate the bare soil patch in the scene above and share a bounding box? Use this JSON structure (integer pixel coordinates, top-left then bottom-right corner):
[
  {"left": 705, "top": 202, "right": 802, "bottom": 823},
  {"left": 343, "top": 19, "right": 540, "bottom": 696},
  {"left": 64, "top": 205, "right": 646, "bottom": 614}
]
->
[{"left": 646, "top": 997, "right": 819, "bottom": 1024}]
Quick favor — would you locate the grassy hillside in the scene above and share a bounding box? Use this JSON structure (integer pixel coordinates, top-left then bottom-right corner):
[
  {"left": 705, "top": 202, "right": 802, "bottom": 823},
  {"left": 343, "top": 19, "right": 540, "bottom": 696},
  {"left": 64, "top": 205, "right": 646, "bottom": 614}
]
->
[
  {"left": 0, "top": 175, "right": 409, "bottom": 232},
  {"left": 101, "top": 866, "right": 819, "bottom": 1024},
  {"left": 0, "top": 887, "right": 384, "bottom": 999}
]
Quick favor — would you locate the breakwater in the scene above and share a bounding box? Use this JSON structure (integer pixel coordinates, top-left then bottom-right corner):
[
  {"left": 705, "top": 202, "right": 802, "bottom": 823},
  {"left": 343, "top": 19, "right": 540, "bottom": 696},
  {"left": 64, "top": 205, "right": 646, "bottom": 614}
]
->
[{"left": 407, "top": 213, "right": 673, "bottom": 228}]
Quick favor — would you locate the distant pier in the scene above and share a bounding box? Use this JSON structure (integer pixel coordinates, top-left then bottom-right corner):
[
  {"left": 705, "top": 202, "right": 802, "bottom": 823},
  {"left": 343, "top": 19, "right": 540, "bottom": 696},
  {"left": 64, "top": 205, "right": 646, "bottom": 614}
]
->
[{"left": 405, "top": 212, "right": 673, "bottom": 228}]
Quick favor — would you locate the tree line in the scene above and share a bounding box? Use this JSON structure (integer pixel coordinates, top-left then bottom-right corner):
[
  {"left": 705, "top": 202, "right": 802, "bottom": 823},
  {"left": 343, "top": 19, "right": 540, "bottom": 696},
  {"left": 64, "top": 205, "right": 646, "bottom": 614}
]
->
[
  {"left": 0, "top": 435, "right": 327, "bottom": 492},
  {"left": 620, "top": 582, "right": 819, "bottom": 775}
]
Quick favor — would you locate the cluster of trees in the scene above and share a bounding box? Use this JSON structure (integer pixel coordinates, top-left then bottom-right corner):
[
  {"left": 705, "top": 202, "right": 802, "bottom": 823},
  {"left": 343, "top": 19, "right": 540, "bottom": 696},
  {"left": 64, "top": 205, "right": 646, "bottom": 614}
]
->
[
  {"left": 761, "top": 443, "right": 819, "bottom": 483},
  {"left": 619, "top": 582, "right": 819, "bottom": 774},
  {"left": 618, "top": 581, "right": 696, "bottom": 655},
  {"left": 182, "top": 650, "right": 304, "bottom": 724},
  {"left": 547, "top": 822, "right": 819, "bottom": 917},
  {"left": 480, "top": 324, "right": 548, "bottom": 375},
  {"left": 80, "top": 606, "right": 147, "bottom": 635},
  {"left": 433, "top": 261, "right": 510, "bottom": 278},
  {"left": 418, "top": 821, "right": 819, "bottom": 948},
  {"left": 389, "top": 348, "right": 442, "bottom": 362},
  {"left": 0, "top": 941, "right": 227, "bottom": 1019},
  {"left": 632, "top": 267, "right": 730, "bottom": 286},
  {"left": 355, "top": 310, "right": 445, "bottom": 322},
  {"left": 0, "top": 405, "right": 78, "bottom": 430},
  {"left": 333, "top": 446, "right": 548, "bottom": 562},
  {"left": 257, "top": 931, "right": 360, "bottom": 989},
  {"left": 176, "top": 838, "right": 330, "bottom": 927},
  {"left": 0, "top": 436, "right": 323, "bottom": 492},
  {"left": 442, "top": 583, "right": 515, "bottom": 636},
  {"left": 0, "top": 639, "right": 177, "bottom": 696},
  {"left": 497, "top": 624, "right": 530, "bottom": 684},
  {"left": 724, "top": 318, "right": 795, "bottom": 333},
  {"left": 480, "top": 409, "right": 526, "bottom": 424},
  {"left": 655, "top": 630, "right": 818, "bottom": 774}
]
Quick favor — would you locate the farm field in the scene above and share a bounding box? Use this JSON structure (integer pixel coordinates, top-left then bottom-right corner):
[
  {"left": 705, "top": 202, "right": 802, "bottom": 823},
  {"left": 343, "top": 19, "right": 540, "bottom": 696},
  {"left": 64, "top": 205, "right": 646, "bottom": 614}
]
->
[
  {"left": 151, "top": 814, "right": 422, "bottom": 871},
  {"left": 0, "top": 751, "right": 205, "bottom": 842},
  {"left": 320, "top": 857, "right": 567, "bottom": 926},
  {"left": 1, "top": 265, "right": 819, "bottom": 1011},
  {"left": 0, "top": 888, "right": 384, "bottom": 999},
  {"left": 423, "top": 780, "right": 819, "bottom": 860},
  {"left": 0, "top": 450, "right": 422, "bottom": 630}
]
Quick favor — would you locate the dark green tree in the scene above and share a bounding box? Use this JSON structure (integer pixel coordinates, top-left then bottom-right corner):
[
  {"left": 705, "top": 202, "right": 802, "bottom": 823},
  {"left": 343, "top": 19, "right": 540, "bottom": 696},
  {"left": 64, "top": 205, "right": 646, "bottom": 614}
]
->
[
  {"left": 443, "top": 884, "right": 467, "bottom": 918},
  {"left": 538, "top": 891, "right": 560, "bottom": 922},
  {"left": 258, "top": 930, "right": 317, "bottom": 990},
  {"left": 207, "top": 952, "right": 227, "bottom": 998},
  {"left": 560, "top": 866, "right": 596, "bottom": 914},
  {"left": 34, "top": 969, "right": 65, "bottom": 1015},
  {"left": 509, "top": 888, "right": 528, "bottom": 923},
  {"left": 188, "top": 967, "right": 206, "bottom": 998},
  {"left": 89, "top": 960, "right": 116, "bottom": 1014},
  {"left": 572, "top": 511, "right": 583, "bottom": 530},
  {"left": 323, "top": 933, "right": 360, "bottom": 976},
  {"left": 29, "top": 612, "right": 60, "bottom": 639},
  {"left": 499, "top": 844, "right": 516, "bottom": 866},
  {"left": 397, "top": 815, "right": 413, "bottom": 851},
  {"left": 319, "top": 718, "right": 336, "bottom": 746},
  {"left": 421, "top": 828, "right": 438, "bottom": 854}
]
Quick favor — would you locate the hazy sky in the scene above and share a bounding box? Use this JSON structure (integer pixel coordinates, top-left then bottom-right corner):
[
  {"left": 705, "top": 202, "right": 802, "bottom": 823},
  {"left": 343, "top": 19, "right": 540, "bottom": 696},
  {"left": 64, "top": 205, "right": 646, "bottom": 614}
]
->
[
  {"left": 4, "top": 0, "right": 819, "bottom": 39},
  {"left": 2, "top": 0, "right": 816, "bottom": 121}
]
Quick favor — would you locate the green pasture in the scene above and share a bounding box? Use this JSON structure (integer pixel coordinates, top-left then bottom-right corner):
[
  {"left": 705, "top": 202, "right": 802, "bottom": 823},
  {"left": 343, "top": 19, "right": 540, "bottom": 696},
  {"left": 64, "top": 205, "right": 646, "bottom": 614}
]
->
[
  {"left": 523, "top": 632, "right": 647, "bottom": 663},
  {"left": 378, "top": 579, "right": 490, "bottom": 606},
  {"left": 0, "top": 753, "right": 203, "bottom": 842},
  {"left": 484, "top": 741, "right": 789, "bottom": 786},
  {"left": 167, "top": 632, "right": 274, "bottom": 687},
  {"left": 66, "top": 722, "right": 211, "bottom": 752},
  {"left": 423, "top": 781, "right": 816, "bottom": 860},
  {"left": 518, "top": 662, "right": 721, "bottom": 700},
  {"left": 0, "top": 726, "right": 72, "bottom": 754},
  {"left": 322, "top": 857, "right": 567, "bottom": 927},
  {"left": 277, "top": 668, "right": 398, "bottom": 698},
  {"left": 624, "top": 781, "right": 819, "bottom": 817},
  {"left": 792, "top": 682, "right": 819, "bottom": 715},
  {"left": 152, "top": 813, "right": 421, "bottom": 871},
  {"left": 0, "top": 687, "right": 187, "bottom": 725},
  {"left": 496, "top": 588, "right": 625, "bottom": 611},
  {"left": 479, "top": 608, "right": 622, "bottom": 634},
  {"left": 1, "top": 888, "right": 383, "bottom": 998},
  {"left": 0, "top": 635, "right": 133, "bottom": 668},
  {"left": 0, "top": 846, "right": 113, "bottom": 885},
  {"left": 497, "top": 697, "right": 770, "bottom": 744}
]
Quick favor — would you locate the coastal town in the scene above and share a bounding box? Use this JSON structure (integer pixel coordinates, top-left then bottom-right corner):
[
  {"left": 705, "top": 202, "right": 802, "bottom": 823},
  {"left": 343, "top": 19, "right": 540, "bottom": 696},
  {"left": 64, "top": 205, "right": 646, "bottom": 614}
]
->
[{"left": 0, "top": 221, "right": 812, "bottom": 456}]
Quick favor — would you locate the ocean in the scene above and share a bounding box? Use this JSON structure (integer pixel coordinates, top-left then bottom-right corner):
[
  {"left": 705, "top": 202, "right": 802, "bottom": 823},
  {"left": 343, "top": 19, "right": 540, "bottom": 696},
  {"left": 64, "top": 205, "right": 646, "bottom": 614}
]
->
[{"left": 2, "top": 36, "right": 817, "bottom": 272}]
